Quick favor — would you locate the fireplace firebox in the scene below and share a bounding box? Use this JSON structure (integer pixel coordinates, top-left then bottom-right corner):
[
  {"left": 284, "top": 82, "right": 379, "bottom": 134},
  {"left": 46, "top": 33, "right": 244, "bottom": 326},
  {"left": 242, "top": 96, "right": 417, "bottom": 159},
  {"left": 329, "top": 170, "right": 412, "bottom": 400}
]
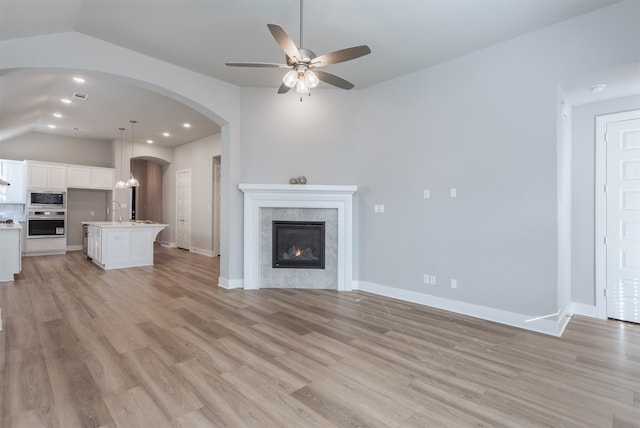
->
[{"left": 272, "top": 221, "right": 325, "bottom": 269}]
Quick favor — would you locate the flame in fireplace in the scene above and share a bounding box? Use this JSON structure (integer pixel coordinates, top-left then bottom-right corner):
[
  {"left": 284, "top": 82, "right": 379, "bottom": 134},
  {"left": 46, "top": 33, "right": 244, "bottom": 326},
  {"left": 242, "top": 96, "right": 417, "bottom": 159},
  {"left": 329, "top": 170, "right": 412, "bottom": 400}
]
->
[{"left": 294, "top": 247, "right": 302, "bottom": 257}]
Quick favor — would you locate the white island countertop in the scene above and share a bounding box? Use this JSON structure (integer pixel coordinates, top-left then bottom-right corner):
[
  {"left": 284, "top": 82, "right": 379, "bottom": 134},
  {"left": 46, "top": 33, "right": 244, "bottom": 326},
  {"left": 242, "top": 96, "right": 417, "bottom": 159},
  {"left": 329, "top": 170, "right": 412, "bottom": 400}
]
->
[
  {"left": 83, "top": 221, "right": 168, "bottom": 270},
  {"left": 82, "top": 221, "right": 169, "bottom": 228}
]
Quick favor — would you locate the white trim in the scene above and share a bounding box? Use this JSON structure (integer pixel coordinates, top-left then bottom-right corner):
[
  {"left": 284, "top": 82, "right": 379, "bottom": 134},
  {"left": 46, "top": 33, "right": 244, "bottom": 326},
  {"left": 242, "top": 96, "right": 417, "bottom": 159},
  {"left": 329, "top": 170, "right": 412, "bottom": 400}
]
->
[
  {"left": 239, "top": 184, "right": 357, "bottom": 291},
  {"left": 354, "top": 280, "right": 571, "bottom": 337},
  {"left": 191, "top": 247, "right": 215, "bottom": 257},
  {"left": 571, "top": 302, "right": 600, "bottom": 318},
  {"left": 218, "top": 277, "right": 243, "bottom": 289},
  {"left": 595, "top": 109, "right": 640, "bottom": 320},
  {"left": 176, "top": 168, "right": 192, "bottom": 251}
]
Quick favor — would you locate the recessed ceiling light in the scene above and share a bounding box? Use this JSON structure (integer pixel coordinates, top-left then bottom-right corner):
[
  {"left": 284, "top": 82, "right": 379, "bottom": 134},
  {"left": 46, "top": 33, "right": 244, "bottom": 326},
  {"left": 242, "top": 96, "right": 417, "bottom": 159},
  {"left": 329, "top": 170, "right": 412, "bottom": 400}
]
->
[
  {"left": 146, "top": 139, "right": 154, "bottom": 144},
  {"left": 52, "top": 113, "right": 62, "bottom": 118},
  {"left": 162, "top": 132, "right": 170, "bottom": 137},
  {"left": 73, "top": 77, "right": 86, "bottom": 83},
  {"left": 61, "top": 98, "right": 72, "bottom": 104},
  {"left": 183, "top": 123, "right": 191, "bottom": 128},
  {"left": 47, "top": 124, "right": 56, "bottom": 129},
  {"left": 590, "top": 83, "right": 607, "bottom": 93}
]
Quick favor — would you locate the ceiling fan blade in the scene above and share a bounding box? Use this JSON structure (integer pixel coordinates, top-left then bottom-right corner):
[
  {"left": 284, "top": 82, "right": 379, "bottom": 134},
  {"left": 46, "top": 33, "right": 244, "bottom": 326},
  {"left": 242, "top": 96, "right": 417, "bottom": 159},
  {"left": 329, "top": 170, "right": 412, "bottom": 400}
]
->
[
  {"left": 225, "top": 62, "right": 288, "bottom": 68},
  {"left": 312, "top": 45, "right": 371, "bottom": 67},
  {"left": 277, "top": 83, "right": 292, "bottom": 94},
  {"left": 315, "top": 70, "right": 355, "bottom": 90},
  {"left": 267, "top": 24, "right": 301, "bottom": 62}
]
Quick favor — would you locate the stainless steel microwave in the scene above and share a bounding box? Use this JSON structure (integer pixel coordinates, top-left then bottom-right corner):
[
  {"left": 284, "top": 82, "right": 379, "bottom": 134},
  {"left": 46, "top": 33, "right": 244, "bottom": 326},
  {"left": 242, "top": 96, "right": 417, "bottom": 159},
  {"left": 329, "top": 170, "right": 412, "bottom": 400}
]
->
[{"left": 28, "top": 190, "right": 66, "bottom": 208}]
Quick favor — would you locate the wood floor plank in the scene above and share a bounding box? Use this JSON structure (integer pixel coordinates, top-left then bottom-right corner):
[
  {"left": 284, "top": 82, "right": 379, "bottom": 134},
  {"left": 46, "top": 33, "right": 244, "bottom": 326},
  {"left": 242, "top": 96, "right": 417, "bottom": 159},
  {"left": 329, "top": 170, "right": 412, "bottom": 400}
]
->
[
  {"left": 121, "top": 347, "right": 204, "bottom": 420},
  {"left": 2, "top": 247, "right": 639, "bottom": 427}
]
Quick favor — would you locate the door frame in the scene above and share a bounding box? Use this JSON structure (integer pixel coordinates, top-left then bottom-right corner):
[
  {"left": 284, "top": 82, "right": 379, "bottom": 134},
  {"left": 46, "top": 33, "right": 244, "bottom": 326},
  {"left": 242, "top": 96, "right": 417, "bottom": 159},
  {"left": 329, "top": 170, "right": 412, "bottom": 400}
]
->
[
  {"left": 595, "top": 109, "right": 640, "bottom": 319},
  {"left": 176, "top": 168, "right": 192, "bottom": 250}
]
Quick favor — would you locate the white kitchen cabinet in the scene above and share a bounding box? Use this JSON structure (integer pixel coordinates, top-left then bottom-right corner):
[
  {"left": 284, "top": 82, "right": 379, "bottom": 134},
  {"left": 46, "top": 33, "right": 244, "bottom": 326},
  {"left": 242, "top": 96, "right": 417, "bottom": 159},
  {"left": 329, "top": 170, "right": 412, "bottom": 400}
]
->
[
  {"left": 0, "top": 223, "right": 22, "bottom": 282},
  {"left": 27, "top": 161, "right": 67, "bottom": 189},
  {"left": 0, "top": 159, "right": 26, "bottom": 203},
  {"left": 90, "top": 168, "right": 115, "bottom": 189},
  {"left": 67, "top": 166, "right": 91, "bottom": 188},
  {"left": 67, "top": 166, "right": 114, "bottom": 190},
  {"left": 87, "top": 224, "right": 102, "bottom": 262}
]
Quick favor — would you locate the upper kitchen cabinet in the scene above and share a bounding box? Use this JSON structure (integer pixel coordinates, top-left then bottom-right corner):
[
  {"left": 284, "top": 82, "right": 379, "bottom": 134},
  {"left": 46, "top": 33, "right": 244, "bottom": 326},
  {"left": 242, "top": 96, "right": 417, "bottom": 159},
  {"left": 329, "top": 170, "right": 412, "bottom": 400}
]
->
[
  {"left": 67, "top": 166, "right": 115, "bottom": 190},
  {"left": 27, "top": 161, "right": 67, "bottom": 190},
  {"left": 0, "top": 159, "right": 26, "bottom": 203}
]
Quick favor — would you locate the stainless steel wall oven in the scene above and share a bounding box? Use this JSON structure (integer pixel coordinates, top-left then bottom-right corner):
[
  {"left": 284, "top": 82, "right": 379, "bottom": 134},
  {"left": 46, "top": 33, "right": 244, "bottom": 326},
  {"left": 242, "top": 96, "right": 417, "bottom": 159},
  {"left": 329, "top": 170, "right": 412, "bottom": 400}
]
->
[{"left": 27, "top": 210, "right": 66, "bottom": 238}]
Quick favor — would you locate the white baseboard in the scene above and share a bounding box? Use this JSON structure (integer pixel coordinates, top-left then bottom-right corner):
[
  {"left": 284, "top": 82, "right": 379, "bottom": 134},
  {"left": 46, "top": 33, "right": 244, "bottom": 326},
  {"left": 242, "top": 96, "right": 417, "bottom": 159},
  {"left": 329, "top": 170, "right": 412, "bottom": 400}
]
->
[
  {"left": 571, "top": 302, "right": 602, "bottom": 319},
  {"left": 191, "top": 247, "right": 215, "bottom": 257},
  {"left": 159, "top": 241, "right": 176, "bottom": 248},
  {"left": 218, "top": 277, "right": 243, "bottom": 289},
  {"left": 353, "top": 280, "right": 570, "bottom": 337},
  {"left": 67, "top": 245, "right": 82, "bottom": 252}
]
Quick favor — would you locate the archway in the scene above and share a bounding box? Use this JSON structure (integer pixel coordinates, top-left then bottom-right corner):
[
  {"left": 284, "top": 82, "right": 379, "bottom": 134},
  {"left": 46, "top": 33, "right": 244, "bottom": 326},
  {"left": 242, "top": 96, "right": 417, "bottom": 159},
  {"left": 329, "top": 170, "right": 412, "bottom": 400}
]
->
[{"left": 0, "top": 32, "right": 244, "bottom": 287}]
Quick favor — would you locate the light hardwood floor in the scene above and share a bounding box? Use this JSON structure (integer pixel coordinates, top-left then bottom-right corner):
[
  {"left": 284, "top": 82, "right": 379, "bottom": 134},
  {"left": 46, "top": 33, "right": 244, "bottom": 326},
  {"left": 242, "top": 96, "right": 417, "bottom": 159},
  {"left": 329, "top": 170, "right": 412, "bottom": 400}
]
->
[{"left": 1, "top": 246, "right": 639, "bottom": 427}]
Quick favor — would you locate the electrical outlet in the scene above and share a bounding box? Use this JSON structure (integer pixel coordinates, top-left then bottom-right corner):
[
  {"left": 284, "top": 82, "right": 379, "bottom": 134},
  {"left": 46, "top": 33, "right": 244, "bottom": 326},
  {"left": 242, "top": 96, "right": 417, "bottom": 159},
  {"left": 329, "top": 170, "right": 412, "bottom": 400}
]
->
[
  {"left": 451, "top": 279, "right": 457, "bottom": 289},
  {"left": 430, "top": 275, "right": 436, "bottom": 285},
  {"left": 450, "top": 188, "right": 457, "bottom": 198},
  {"left": 379, "top": 204, "right": 385, "bottom": 213},
  {"left": 423, "top": 189, "right": 430, "bottom": 199},
  {"left": 424, "top": 274, "right": 429, "bottom": 284},
  {"left": 374, "top": 204, "right": 380, "bottom": 213}
]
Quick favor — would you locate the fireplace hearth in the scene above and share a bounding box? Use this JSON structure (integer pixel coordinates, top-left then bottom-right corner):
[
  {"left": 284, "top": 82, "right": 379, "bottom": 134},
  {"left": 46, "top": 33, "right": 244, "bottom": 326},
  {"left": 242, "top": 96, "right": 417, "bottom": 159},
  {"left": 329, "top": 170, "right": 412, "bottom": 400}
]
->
[{"left": 272, "top": 221, "right": 325, "bottom": 269}]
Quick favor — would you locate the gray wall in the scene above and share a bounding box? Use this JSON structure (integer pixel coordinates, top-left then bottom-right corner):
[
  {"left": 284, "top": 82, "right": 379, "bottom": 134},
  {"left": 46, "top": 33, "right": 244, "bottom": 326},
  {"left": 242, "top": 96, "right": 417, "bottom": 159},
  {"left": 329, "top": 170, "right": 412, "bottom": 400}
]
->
[
  {"left": 571, "top": 95, "right": 640, "bottom": 305},
  {"left": 174, "top": 133, "right": 221, "bottom": 254},
  {"left": 238, "top": 1, "right": 639, "bottom": 318},
  {"left": 67, "top": 189, "right": 108, "bottom": 247},
  {"left": 0, "top": 132, "right": 113, "bottom": 167}
]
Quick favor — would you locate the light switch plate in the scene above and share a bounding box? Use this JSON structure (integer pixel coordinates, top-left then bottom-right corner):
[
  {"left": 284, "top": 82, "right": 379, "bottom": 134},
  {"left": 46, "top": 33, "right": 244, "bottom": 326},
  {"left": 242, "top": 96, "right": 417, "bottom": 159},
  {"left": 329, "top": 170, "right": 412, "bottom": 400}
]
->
[
  {"left": 423, "top": 189, "right": 430, "bottom": 199},
  {"left": 450, "top": 188, "right": 457, "bottom": 198}
]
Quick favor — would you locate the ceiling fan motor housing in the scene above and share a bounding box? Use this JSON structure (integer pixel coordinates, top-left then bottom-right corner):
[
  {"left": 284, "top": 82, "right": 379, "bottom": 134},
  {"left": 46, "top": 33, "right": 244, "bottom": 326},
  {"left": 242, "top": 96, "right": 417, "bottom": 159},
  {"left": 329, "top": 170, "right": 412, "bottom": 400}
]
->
[{"left": 287, "top": 48, "right": 316, "bottom": 66}]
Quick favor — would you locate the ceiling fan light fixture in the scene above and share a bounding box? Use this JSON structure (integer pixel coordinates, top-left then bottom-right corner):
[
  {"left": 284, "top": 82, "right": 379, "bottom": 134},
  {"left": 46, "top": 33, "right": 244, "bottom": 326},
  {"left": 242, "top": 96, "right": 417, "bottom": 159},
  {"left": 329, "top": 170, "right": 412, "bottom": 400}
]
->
[
  {"left": 304, "top": 70, "right": 319, "bottom": 88},
  {"left": 283, "top": 70, "right": 298, "bottom": 88},
  {"left": 296, "top": 76, "right": 309, "bottom": 94}
]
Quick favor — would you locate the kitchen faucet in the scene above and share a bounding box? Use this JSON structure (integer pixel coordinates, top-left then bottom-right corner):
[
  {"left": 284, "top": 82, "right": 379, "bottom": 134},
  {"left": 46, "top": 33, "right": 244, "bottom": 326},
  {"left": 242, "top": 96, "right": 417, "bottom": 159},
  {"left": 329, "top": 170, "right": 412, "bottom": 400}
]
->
[{"left": 107, "top": 200, "right": 122, "bottom": 223}]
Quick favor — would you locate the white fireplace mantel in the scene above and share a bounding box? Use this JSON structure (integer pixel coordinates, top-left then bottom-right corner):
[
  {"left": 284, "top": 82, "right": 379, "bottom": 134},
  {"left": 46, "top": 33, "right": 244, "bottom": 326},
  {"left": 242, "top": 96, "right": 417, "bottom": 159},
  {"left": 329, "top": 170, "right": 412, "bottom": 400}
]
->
[{"left": 239, "top": 184, "right": 357, "bottom": 290}]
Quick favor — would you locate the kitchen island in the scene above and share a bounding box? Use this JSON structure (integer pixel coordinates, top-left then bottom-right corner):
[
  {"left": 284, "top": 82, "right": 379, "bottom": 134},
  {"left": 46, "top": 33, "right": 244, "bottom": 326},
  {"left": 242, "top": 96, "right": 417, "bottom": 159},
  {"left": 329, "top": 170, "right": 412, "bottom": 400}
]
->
[
  {"left": 0, "top": 222, "right": 21, "bottom": 282},
  {"left": 83, "top": 221, "right": 168, "bottom": 270}
]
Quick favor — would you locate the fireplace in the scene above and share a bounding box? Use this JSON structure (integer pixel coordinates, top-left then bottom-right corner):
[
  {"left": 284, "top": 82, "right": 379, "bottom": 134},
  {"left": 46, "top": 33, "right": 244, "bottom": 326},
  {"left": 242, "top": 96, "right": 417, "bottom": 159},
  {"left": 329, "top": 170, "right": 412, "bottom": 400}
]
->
[
  {"left": 272, "top": 221, "right": 325, "bottom": 269},
  {"left": 239, "top": 183, "right": 356, "bottom": 290}
]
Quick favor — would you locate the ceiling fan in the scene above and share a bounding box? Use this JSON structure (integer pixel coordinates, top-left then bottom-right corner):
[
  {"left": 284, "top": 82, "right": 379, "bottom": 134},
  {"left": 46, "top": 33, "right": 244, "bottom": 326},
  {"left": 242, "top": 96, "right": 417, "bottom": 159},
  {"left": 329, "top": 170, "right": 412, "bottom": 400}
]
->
[{"left": 225, "top": 0, "right": 371, "bottom": 97}]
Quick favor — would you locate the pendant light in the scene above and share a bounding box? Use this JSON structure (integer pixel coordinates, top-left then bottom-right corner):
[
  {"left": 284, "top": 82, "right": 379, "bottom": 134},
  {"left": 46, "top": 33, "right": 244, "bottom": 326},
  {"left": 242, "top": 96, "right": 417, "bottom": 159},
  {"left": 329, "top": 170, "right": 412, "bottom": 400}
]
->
[
  {"left": 126, "top": 120, "right": 140, "bottom": 188},
  {"left": 114, "top": 127, "right": 127, "bottom": 188}
]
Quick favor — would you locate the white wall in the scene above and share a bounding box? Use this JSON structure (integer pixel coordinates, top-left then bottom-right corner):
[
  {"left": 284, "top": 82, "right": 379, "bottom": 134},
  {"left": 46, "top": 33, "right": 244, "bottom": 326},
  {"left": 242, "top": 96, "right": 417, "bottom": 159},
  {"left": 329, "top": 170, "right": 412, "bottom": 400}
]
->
[
  {"left": 1, "top": 132, "right": 113, "bottom": 167},
  {"left": 174, "top": 133, "right": 221, "bottom": 254},
  {"left": 571, "top": 95, "right": 640, "bottom": 306}
]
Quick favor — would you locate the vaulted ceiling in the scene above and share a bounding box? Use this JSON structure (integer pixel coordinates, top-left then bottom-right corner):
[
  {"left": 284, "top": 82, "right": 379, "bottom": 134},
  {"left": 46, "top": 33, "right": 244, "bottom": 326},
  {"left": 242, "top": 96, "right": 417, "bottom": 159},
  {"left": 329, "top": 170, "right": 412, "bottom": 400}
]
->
[{"left": 0, "top": 0, "right": 631, "bottom": 146}]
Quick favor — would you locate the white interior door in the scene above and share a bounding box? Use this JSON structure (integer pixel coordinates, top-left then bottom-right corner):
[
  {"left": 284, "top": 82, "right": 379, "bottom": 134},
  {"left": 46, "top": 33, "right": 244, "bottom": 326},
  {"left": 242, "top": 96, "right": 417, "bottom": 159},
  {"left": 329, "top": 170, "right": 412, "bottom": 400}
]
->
[
  {"left": 605, "top": 114, "right": 640, "bottom": 323},
  {"left": 176, "top": 169, "right": 192, "bottom": 250}
]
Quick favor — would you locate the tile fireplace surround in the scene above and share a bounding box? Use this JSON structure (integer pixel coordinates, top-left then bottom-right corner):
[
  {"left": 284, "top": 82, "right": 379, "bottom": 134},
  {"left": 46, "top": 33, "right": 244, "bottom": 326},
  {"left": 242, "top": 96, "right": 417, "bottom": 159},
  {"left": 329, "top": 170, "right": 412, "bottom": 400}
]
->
[{"left": 239, "top": 184, "right": 357, "bottom": 290}]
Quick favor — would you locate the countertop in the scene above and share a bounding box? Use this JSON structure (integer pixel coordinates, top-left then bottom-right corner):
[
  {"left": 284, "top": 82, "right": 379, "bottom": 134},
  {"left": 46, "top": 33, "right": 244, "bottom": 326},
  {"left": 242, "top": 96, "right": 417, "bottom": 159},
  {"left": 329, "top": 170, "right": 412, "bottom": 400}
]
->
[
  {"left": 82, "top": 221, "right": 168, "bottom": 228},
  {"left": 0, "top": 222, "right": 21, "bottom": 230}
]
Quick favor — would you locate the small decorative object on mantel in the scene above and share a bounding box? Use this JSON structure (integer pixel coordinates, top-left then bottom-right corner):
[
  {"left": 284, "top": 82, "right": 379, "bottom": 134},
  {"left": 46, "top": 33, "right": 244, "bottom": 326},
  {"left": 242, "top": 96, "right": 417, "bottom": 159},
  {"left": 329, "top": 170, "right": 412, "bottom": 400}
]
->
[{"left": 289, "top": 176, "right": 307, "bottom": 185}]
